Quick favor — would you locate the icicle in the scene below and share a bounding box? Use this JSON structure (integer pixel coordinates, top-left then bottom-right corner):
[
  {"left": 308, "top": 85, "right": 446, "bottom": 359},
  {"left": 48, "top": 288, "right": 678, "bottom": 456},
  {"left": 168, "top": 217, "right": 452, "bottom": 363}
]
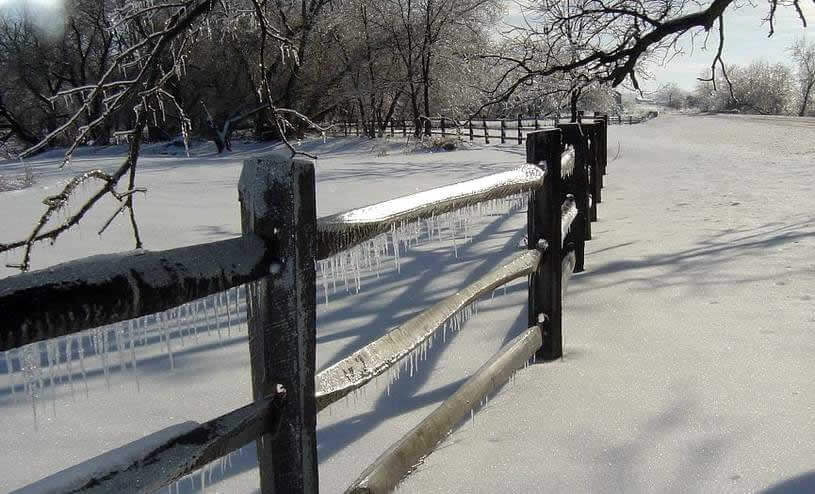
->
[
  {"left": 213, "top": 295, "right": 222, "bottom": 343},
  {"left": 78, "top": 335, "right": 89, "bottom": 397},
  {"left": 172, "top": 308, "right": 182, "bottom": 348},
  {"left": 159, "top": 313, "right": 175, "bottom": 370},
  {"left": 128, "top": 320, "right": 140, "bottom": 392},
  {"left": 224, "top": 291, "right": 232, "bottom": 337},
  {"left": 100, "top": 328, "right": 111, "bottom": 390},
  {"left": 21, "top": 345, "right": 41, "bottom": 430},
  {"left": 5, "top": 350, "right": 16, "bottom": 404},
  {"left": 64, "top": 338, "right": 75, "bottom": 402}
]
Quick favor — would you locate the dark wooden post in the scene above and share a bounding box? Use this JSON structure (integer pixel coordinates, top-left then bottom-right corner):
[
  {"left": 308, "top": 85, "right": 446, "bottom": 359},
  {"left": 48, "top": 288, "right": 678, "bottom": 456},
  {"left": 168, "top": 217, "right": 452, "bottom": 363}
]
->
[
  {"left": 390, "top": 120, "right": 395, "bottom": 137},
  {"left": 483, "top": 118, "right": 489, "bottom": 144},
  {"left": 599, "top": 114, "right": 608, "bottom": 176},
  {"left": 629, "top": 115, "right": 633, "bottom": 125},
  {"left": 344, "top": 121, "right": 348, "bottom": 136},
  {"left": 517, "top": 114, "right": 523, "bottom": 144},
  {"left": 587, "top": 121, "right": 601, "bottom": 222},
  {"left": 526, "top": 129, "right": 563, "bottom": 361},
  {"left": 557, "top": 122, "right": 590, "bottom": 271},
  {"left": 500, "top": 119, "right": 506, "bottom": 143},
  {"left": 468, "top": 120, "right": 474, "bottom": 141},
  {"left": 239, "top": 153, "right": 318, "bottom": 494},
  {"left": 534, "top": 116, "right": 540, "bottom": 130},
  {"left": 577, "top": 110, "right": 584, "bottom": 123},
  {"left": 402, "top": 120, "right": 407, "bottom": 137},
  {"left": 441, "top": 117, "right": 446, "bottom": 137}
]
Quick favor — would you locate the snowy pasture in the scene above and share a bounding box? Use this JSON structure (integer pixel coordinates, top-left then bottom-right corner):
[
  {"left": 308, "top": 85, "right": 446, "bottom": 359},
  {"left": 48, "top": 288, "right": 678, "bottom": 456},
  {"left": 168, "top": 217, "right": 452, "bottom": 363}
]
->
[{"left": 2, "top": 113, "right": 815, "bottom": 493}]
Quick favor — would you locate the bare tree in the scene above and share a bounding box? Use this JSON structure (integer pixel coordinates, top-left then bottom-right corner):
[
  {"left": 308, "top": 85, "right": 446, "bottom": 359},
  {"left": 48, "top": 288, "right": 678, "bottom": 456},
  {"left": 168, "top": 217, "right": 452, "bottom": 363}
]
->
[
  {"left": 482, "top": 0, "right": 812, "bottom": 108},
  {"left": 0, "top": 0, "right": 329, "bottom": 271},
  {"left": 790, "top": 36, "right": 815, "bottom": 116}
]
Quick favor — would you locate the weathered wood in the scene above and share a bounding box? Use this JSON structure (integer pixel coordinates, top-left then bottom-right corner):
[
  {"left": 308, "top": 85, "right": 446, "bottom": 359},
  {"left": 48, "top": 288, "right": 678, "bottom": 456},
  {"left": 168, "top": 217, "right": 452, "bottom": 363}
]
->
[
  {"left": 440, "top": 117, "right": 446, "bottom": 136},
  {"left": 315, "top": 250, "right": 542, "bottom": 411},
  {"left": 345, "top": 325, "right": 543, "bottom": 494},
  {"left": 526, "top": 129, "right": 563, "bottom": 360},
  {"left": 0, "top": 234, "right": 275, "bottom": 352},
  {"left": 317, "top": 164, "right": 547, "bottom": 260},
  {"left": 15, "top": 393, "right": 286, "bottom": 494},
  {"left": 239, "top": 153, "right": 318, "bottom": 494},
  {"left": 500, "top": 119, "right": 506, "bottom": 143},
  {"left": 482, "top": 118, "right": 489, "bottom": 144}
]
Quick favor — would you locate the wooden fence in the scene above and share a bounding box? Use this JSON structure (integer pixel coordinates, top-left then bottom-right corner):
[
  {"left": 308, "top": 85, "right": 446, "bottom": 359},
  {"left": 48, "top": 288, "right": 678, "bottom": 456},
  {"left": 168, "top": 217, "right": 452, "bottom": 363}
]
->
[
  {"left": 331, "top": 110, "right": 650, "bottom": 143},
  {"left": 0, "top": 116, "right": 609, "bottom": 494}
]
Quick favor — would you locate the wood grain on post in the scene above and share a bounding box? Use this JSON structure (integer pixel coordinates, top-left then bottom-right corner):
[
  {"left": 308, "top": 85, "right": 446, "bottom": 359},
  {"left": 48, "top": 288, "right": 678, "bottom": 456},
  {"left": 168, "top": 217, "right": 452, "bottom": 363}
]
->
[
  {"left": 526, "top": 129, "right": 563, "bottom": 361},
  {"left": 468, "top": 120, "right": 473, "bottom": 141},
  {"left": 239, "top": 153, "right": 318, "bottom": 494},
  {"left": 500, "top": 119, "right": 506, "bottom": 143},
  {"left": 483, "top": 118, "right": 489, "bottom": 144}
]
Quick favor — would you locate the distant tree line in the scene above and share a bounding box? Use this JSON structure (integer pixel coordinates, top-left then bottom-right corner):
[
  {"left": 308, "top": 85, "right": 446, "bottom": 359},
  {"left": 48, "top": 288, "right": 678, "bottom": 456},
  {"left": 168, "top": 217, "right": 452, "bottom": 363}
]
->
[{"left": 656, "top": 37, "right": 815, "bottom": 116}]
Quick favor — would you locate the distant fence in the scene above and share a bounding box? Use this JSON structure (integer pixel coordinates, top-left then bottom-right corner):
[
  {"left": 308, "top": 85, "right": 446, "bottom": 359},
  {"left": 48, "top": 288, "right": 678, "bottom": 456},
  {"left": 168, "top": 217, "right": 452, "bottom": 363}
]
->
[
  {"left": 330, "top": 110, "right": 653, "bottom": 142},
  {"left": 0, "top": 116, "right": 609, "bottom": 493}
]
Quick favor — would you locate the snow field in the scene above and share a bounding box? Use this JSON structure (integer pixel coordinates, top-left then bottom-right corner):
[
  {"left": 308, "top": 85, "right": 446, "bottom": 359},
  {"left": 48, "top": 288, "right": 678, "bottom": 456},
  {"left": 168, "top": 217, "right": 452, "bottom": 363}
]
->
[{"left": 1, "top": 137, "right": 536, "bottom": 492}]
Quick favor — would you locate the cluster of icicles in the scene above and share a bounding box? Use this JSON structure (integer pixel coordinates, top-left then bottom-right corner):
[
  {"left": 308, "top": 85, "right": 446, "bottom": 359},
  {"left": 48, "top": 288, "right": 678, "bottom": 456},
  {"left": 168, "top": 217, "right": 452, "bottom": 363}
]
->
[
  {"left": 1, "top": 286, "right": 246, "bottom": 429},
  {"left": 316, "top": 192, "right": 530, "bottom": 303}
]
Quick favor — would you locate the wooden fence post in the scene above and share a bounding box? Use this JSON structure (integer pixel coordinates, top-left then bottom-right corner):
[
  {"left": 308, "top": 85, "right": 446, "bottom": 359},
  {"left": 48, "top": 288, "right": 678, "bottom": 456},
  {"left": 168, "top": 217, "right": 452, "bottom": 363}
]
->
[
  {"left": 526, "top": 129, "right": 563, "bottom": 361},
  {"left": 500, "top": 119, "right": 506, "bottom": 143},
  {"left": 390, "top": 120, "right": 395, "bottom": 137},
  {"left": 534, "top": 116, "right": 539, "bottom": 130},
  {"left": 483, "top": 118, "right": 489, "bottom": 144},
  {"left": 441, "top": 117, "right": 446, "bottom": 137},
  {"left": 557, "top": 122, "right": 590, "bottom": 271},
  {"left": 600, "top": 114, "right": 608, "bottom": 177},
  {"left": 239, "top": 153, "right": 318, "bottom": 494},
  {"left": 587, "top": 121, "right": 601, "bottom": 222},
  {"left": 629, "top": 115, "right": 633, "bottom": 125},
  {"left": 468, "top": 120, "right": 474, "bottom": 141},
  {"left": 517, "top": 114, "right": 523, "bottom": 144}
]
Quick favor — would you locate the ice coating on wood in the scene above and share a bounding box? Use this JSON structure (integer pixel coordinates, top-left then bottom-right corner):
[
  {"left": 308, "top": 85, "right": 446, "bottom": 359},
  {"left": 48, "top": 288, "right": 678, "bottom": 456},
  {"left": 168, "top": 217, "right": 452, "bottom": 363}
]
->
[
  {"left": 315, "top": 194, "right": 529, "bottom": 301},
  {"left": 0, "top": 235, "right": 270, "bottom": 351},
  {"left": 2, "top": 286, "right": 247, "bottom": 425},
  {"left": 561, "top": 195, "right": 578, "bottom": 245},
  {"left": 314, "top": 249, "right": 542, "bottom": 411},
  {"left": 560, "top": 146, "right": 576, "bottom": 178},
  {"left": 562, "top": 249, "right": 577, "bottom": 296},
  {"left": 12, "top": 393, "right": 284, "bottom": 494},
  {"left": 316, "top": 164, "right": 547, "bottom": 259},
  {"left": 344, "top": 326, "right": 543, "bottom": 494}
]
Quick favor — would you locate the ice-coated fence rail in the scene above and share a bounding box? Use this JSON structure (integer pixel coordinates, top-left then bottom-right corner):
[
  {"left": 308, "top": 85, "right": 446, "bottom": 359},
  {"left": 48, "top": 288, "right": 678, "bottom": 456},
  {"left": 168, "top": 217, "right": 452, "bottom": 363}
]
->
[
  {"left": 345, "top": 247, "right": 579, "bottom": 494},
  {"left": 315, "top": 250, "right": 542, "bottom": 411},
  {"left": 0, "top": 235, "right": 272, "bottom": 352},
  {"left": 2, "top": 117, "right": 610, "bottom": 494},
  {"left": 14, "top": 392, "right": 285, "bottom": 494},
  {"left": 345, "top": 326, "right": 543, "bottom": 494},
  {"left": 317, "top": 164, "right": 548, "bottom": 260}
]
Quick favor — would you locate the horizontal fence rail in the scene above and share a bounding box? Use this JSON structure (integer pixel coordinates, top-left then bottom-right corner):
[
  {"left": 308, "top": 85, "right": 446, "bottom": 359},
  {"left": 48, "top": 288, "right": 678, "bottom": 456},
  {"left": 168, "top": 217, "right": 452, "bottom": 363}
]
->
[
  {"left": 317, "top": 147, "right": 573, "bottom": 260},
  {"left": 315, "top": 249, "right": 542, "bottom": 411},
  {"left": 317, "top": 164, "right": 547, "bottom": 260},
  {"left": 345, "top": 326, "right": 543, "bottom": 494},
  {"left": 346, "top": 247, "right": 580, "bottom": 494},
  {"left": 0, "top": 234, "right": 276, "bottom": 352},
  {"left": 16, "top": 392, "right": 285, "bottom": 494}
]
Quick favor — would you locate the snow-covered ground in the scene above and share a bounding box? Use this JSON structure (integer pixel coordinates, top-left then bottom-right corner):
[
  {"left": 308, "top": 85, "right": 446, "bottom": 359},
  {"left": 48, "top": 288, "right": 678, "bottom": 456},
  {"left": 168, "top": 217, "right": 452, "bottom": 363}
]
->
[{"left": 2, "top": 113, "right": 815, "bottom": 493}]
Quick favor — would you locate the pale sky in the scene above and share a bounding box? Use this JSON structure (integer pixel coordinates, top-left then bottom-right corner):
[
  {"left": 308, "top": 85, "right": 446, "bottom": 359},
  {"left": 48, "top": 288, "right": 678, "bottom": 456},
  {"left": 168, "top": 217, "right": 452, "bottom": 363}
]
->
[{"left": 503, "top": 0, "right": 815, "bottom": 92}]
